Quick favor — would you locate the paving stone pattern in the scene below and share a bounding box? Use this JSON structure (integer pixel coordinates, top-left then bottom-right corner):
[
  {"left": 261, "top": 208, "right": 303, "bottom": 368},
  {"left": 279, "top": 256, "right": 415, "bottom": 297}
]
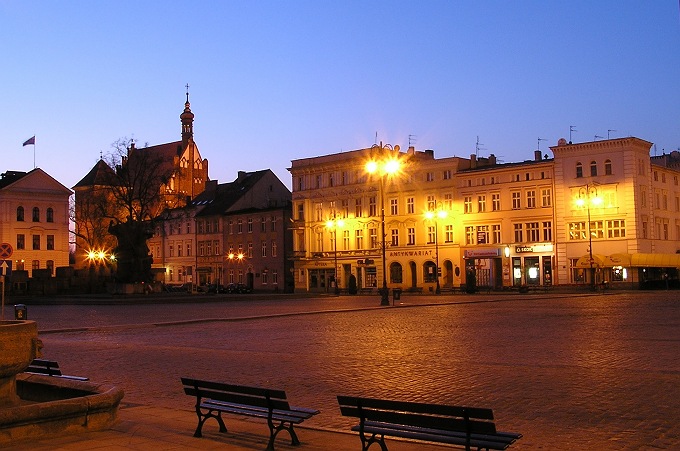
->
[{"left": 12, "top": 292, "right": 680, "bottom": 450}]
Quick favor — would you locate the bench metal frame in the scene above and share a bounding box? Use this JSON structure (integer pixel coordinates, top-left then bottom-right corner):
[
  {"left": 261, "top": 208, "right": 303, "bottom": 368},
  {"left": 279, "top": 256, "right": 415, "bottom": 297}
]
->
[
  {"left": 181, "top": 377, "right": 319, "bottom": 451},
  {"left": 338, "top": 396, "right": 521, "bottom": 451},
  {"left": 24, "top": 359, "right": 89, "bottom": 381}
]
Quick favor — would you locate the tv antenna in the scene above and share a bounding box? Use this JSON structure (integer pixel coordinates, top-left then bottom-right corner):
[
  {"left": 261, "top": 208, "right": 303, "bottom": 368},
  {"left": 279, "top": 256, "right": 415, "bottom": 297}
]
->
[
  {"left": 475, "top": 136, "right": 485, "bottom": 157},
  {"left": 537, "top": 137, "right": 547, "bottom": 150},
  {"left": 595, "top": 135, "right": 604, "bottom": 141},
  {"left": 569, "top": 125, "right": 577, "bottom": 143},
  {"left": 607, "top": 129, "right": 617, "bottom": 139},
  {"left": 408, "top": 134, "right": 417, "bottom": 147}
]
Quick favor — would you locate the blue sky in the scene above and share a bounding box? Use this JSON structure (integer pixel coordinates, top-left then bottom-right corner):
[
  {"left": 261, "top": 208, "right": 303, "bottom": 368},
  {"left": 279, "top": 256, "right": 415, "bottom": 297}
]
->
[{"left": 3, "top": 1, "right": 679, "bottom": 190}]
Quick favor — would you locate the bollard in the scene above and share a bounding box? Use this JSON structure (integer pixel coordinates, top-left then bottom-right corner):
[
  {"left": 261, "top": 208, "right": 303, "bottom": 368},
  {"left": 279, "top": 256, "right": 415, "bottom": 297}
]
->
[{"left": 15, "top": 304, "right": 27, "bottom": 320}]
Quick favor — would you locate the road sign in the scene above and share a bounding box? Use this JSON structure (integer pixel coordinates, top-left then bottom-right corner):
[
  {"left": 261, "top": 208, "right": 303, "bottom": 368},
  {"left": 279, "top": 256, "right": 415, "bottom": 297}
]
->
[
  {"left": 0, "top": 260, "right": 11, "bottom": 277},
  {"left": 0, "top": 243, "right": 12, "bottom": 259}
]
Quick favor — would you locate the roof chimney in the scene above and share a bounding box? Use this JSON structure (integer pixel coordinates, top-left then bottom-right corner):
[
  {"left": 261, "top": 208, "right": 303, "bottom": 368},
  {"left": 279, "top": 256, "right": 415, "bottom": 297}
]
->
[{"left": 534, "top": 150, "right": 542, "bottom": 161}]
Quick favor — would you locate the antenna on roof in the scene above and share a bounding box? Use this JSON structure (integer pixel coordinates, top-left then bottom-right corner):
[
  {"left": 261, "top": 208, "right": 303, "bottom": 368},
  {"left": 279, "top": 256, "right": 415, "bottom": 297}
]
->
[
  {"left": 607, "top": 129, "right": 617, "bottom": 139},
  {"left": 475, "top": 136, "right": 485, "bottom": 157},
  {"left": 537, "top": 137, "right": 547, "bottom": 150},
  {"left": 595, "top": 135, "right": 604, "bottom": 141},
  {"left": 374, "top": 131, "right": 378, "bottom": 145},
  {"left": 569, "top": 125, "right": 577, "bottom": 143},
  {"left": 408, "top": 134, "right": 417, "bottom": 147}
]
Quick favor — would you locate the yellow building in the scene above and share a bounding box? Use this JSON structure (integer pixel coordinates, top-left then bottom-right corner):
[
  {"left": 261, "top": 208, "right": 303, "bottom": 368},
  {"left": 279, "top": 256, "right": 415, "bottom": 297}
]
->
[{"left": 290, "top": 137, "right": 680, "bottom": 292}]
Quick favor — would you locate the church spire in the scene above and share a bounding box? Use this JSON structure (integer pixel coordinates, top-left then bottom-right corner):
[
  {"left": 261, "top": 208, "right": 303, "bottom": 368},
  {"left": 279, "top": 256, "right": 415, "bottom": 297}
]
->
[{"left": 180, "top": 83, "right": 194, "bottom": 147}]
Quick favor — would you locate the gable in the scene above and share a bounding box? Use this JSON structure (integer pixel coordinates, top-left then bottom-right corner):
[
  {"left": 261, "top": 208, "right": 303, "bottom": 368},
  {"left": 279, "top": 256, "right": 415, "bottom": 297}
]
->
[{"left": 1, "top": 168, "right": 72, "bottom": 197}]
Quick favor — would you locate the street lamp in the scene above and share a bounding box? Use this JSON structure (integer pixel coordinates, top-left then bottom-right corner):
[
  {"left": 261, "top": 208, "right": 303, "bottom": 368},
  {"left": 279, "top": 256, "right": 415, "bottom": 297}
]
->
[
  {"left": 325, "top": 215, "right": 344, "bottom": 295},
  {"left": 425, "top": 204, "right": 447, "bottom": 294},
  {"left": 576, "top": 184, "right": 602, "bottom": 290},
  {"left": 365, "top": 143, "right": 402, "bottom": 306}
]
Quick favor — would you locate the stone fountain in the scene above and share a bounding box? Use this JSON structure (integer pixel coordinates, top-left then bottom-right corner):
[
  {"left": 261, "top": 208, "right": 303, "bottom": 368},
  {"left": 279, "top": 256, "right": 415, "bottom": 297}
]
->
[{"left": 0, "top": 320, "right": 124, "bottom": 444}]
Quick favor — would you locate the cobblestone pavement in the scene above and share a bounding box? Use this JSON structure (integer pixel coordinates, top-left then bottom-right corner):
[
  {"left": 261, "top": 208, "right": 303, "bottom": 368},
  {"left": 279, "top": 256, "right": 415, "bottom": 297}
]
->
[{"left": 7, "top": 291, "right": 680, "bottom": 450}]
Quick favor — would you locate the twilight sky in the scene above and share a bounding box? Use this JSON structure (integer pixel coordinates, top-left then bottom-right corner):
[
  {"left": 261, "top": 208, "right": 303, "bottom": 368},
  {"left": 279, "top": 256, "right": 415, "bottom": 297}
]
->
[{"left": 3, "top": 1, "right": 679, "bottom": 190}]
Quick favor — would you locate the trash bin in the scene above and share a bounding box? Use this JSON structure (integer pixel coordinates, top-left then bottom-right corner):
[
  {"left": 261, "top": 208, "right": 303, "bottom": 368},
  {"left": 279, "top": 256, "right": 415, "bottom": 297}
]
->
[
  {"left": 392, "top": 288, "right": 402, "bottom": 301},
  {"left": 14, "top": 304, "right": 27, "bottom": 320}
]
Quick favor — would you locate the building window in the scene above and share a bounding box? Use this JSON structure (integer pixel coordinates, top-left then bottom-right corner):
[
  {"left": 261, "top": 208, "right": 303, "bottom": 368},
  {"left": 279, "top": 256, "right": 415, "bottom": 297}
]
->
[
  {"left": 177, "top": 243, "right": 182, "bottom": 257},
  {"left": 445, "top": 224, "right": 454, "bottom": 243},
  {"left": 590, "top": 161, "right": 597, "bottom": 176},
  {"left": 198, "top": 241, "right": 205, "bottom": 256},
  {"left": 478, "top": 195, "right": 486, "bottom": 212},
  {"left": 32, "top": 260, "right": 39, "bottom": 271},
  {"left": 261, "top": 219, "right": 267, "bottom": 233},
  {"left": 443, "top": 169, "right": 452, "bottom": 180},
  {"left": 271, "top": 216, "right": 276, "bottom": 231},
  {"left": 369, "top": 228, "right": 378, "bottom": 248},
  {"left": 492, "top": 193, "right": 500, "bottom": 211},
  {"left": 355, "top": 229, "right": 364, "bottom": 249},
  {"left": 541, "top": 188, "right": 552, "bottom": 207},
  {"left": 262, "top": 240, "right": 267, "bottom": 257},
  {"left": 477, "top": 225, "right": 489, "bottom": 244},
  {"left": 32, "top": 235, "right": 40, "bottom": 250},
  {"left": 297, "top": 203, "right": 304, "bottom": 221},
  {"left": 390, "top": 229, "right": 399, "bottom": 247},
  {"left": 390, "top": 198, "right": 398, "bottom": 215},
  {"left": 247, "top": 218, "right": 253, "bottom": 233},
  {"left": 46, "top": 208, "right": 54, "bottom": 223},
  {"left": 513, "top": 223, "right": 523, "bottom": 242},
  {"left": 604, "top": 159, "right": 612, "bottom": 175},
  {"left": 407, "top": 227, "right": 415, "bottom": 245},
  {"left": 526, "top": 222, "right": 540, "bottom": 242},
  {"left": 32, "top": 207, "right": 40, "bottom": 222},
  {"left": 271, "top": 240, "right": 277, "bottom": 257},
  {"left": 492, "top": 224, "right": 501, "bottom": 244},
  {"left": 389, "top": 262, "right": 403, "bottom": 284},
  {"left": 464, "top": 196, "right": 473, "bottom": 213},
  {"left": 407, "top": 197, "right": 414, "bottom": 214},
  {"left": 607, "top": 220, "right": 626, "bottom": 238},
  {"left": 512, "top": 192, "right": 521, "bottom": 209},
  {"left": 543, "top": 221, "right": 552, "bottom": 242},
  {"left": 444, "top": 193, "right": 453, "bottom": 210},
  {"left": 465, "top": 226, "right": 475, "bottom": 245},
  {"left": 343, "top": 230, "right": 350, "bottom": 250},
  {"left": 329, "top": 173, "right": 334, "bottom": 187},
  {"left": 323, "top": 231, "right": 330, "bottom": 253},
  {"left": 247, "top": 242, "right": 253, "bottom": 258},
  {"left": 17, "top": 234, "right": 25, "bottom": 250},
  {"left": 187, "top": 243, "right": 192, "bottom": 256},
  {"left": 237, "top": 219, "right": 243, "bottom": 233},
  {"left": 262, "top": 271, "right": 268, "bottom": 285},
  {"left": 341, "top": 199, "right": 349, "bottom": 217},
  {"left": 369, "top": 197, "right": 377, "bottom": 216},
  {"left": 355, "top": 198, "right": 363, "bottom": 217},
  {"left": 17, "top": 206, "right": 24, "bottom": 221},
  {"left": 426, "top": 195, "right": 435, "bottom": 211},
  {"left": 526, "top": 190, "right": 536, "bottom": 208},
  {"left": 427, "top": 226, "right": 435, "bottom": 244},
  {"left": 47, "top": 235, "right": 54, "bottom": 250},
  {"left": 590, "top": 220, "right": 604, "bottom": 239},
  {"left": 316, "top": 175, "right": 322, "bottom": 188},
  {"left": 46, "top": 260, "right": 54, "bottom": 275},
  {"left": 576, "top": 162, "right": 583, "bottom": 178},
  {"left": 426, "top": 172, "right": 435, "bottom": 182}
]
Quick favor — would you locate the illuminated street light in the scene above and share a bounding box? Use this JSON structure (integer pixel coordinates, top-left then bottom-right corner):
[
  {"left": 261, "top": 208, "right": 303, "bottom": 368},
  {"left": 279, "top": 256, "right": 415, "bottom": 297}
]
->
[
  {"left": 425, "top": 204, "right": 447, "bottom": 294},
  {"left": 365, "top": 143, "right": 402, "bottom": 306},
  {"left": 326, "top": 215, "right": 344, "bottom": 295},
  {"left": 576, "top": 184, "right": 602, "bottom": 290}
]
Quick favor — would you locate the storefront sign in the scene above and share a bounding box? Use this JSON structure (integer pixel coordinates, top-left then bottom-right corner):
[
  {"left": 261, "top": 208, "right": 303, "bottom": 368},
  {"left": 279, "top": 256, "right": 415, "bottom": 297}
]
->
[
  {"left": 464, "top": 248, "right": 500, "bottom": 258},
  {"left": 388, "top": 250, "right": 434, "bottom": 257},
  {"left": 515, "top": 243, "right": 554, "bottom": 253}
]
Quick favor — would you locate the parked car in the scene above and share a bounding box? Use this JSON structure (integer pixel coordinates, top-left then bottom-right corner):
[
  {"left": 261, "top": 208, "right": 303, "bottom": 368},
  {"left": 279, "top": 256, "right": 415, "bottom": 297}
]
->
[
  {"left": 225, "top": 283, "right": 252, "bottom": 294},
  {"left": 206, "top": 283, "right": 225, "bottom": 293}
]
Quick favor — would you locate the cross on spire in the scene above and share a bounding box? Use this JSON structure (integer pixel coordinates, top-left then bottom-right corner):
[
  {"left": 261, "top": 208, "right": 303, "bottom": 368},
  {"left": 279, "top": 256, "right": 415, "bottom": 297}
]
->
[{"left": 185, "top": 83, "right": 190, "bottom": 102}]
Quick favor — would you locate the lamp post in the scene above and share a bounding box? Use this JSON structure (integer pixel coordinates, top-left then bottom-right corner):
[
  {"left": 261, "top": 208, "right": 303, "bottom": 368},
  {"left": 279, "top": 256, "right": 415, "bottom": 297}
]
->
[
  {"left": 366, "top": 143, "right": 402, "bottom": 306},
  {"left": 576, "top": 184, "right": 601, "bottom": 290},
  {"left": 425, "top": 204, "right": 447, "bottom": 294},
  {"left": 325, "top": 215, "right": 344, "bottom": 295}
]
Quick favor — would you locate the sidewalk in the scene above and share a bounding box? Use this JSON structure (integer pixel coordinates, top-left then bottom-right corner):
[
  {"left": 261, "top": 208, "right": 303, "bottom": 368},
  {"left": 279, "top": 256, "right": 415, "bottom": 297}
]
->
[{"left": 6, "top": 403, "right": 449, "bottom": 450}]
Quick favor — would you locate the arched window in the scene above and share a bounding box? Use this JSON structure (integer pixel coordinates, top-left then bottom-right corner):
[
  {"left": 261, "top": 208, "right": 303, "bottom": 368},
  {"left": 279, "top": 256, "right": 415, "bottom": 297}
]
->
[
  {"left": 423, "top": 261, "right": 437, "bottom": 283},
  {"left": 16, "top": 206, "right": 24, "bottom": 221},
  {"left": 590, "top": 161, "right": 597, "bottom": 177},
  {"left": 390, "top": 262, "right": 403, "bottom": 284},
  {"left": 46, "top": 207, "right": 54, "bottom": 223},
  {"left": 576, "top": 162, "right": 583, "bottom": 178},
  {"left": 32, "top": 207, "right": 40, "bottom": 222},
  {"left": 604, "top": 159, "right": 612, "bottom": 175}
]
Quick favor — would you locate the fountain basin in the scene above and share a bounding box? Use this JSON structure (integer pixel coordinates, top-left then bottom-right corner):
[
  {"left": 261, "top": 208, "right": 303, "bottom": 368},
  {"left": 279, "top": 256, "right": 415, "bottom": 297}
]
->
[{"left": 0, "top": 374, "right": 124, "bottom": 444}]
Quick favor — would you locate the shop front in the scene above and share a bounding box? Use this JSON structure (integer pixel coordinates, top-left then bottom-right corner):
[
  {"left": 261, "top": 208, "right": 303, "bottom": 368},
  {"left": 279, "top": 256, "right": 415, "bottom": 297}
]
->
[
  {"left": 510, "top": 244, "right": 554, "bottom": 287},
  {"left": 463, "top": 248, "right": 502, "bottom": 291}
]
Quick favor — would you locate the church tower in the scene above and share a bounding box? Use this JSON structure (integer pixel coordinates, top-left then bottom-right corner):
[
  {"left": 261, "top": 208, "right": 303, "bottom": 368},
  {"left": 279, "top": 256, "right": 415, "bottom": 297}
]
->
[
  {"left": 180, "top": 84, "right": 195, "bottom": 148},
  {"left": 180, "top": 85, "right": 196, "bottom": 198}
]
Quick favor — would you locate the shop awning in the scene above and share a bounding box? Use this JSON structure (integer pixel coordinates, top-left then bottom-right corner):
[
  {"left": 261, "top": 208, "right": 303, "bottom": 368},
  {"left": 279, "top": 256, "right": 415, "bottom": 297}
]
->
[
  {"left": 603, "top": 253, "right": 632, "bottom": 267},
  {"left": 630, "top": 253, "right": 680, "bottom": 268},
  {"left": 575, "top": 254, "right": 605, "bottom": 268}
]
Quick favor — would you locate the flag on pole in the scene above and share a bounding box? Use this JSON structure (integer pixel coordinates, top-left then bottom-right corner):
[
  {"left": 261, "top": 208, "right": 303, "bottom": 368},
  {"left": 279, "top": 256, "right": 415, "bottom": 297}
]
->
[{"left": 22, "top": 136, "right": 35, "bottom": 146}]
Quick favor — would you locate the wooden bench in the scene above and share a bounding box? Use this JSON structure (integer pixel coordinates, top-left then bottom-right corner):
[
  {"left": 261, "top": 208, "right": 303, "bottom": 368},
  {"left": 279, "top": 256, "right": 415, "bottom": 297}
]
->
[
  {"left": 24, "top": 359, "right": 89, "bottom": 381},
  {"left": 337, "top": 396, "right": 521, "bottom": 451},
  {"left": 181, "top": 378, "right": 320, "bottom": 450}
]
